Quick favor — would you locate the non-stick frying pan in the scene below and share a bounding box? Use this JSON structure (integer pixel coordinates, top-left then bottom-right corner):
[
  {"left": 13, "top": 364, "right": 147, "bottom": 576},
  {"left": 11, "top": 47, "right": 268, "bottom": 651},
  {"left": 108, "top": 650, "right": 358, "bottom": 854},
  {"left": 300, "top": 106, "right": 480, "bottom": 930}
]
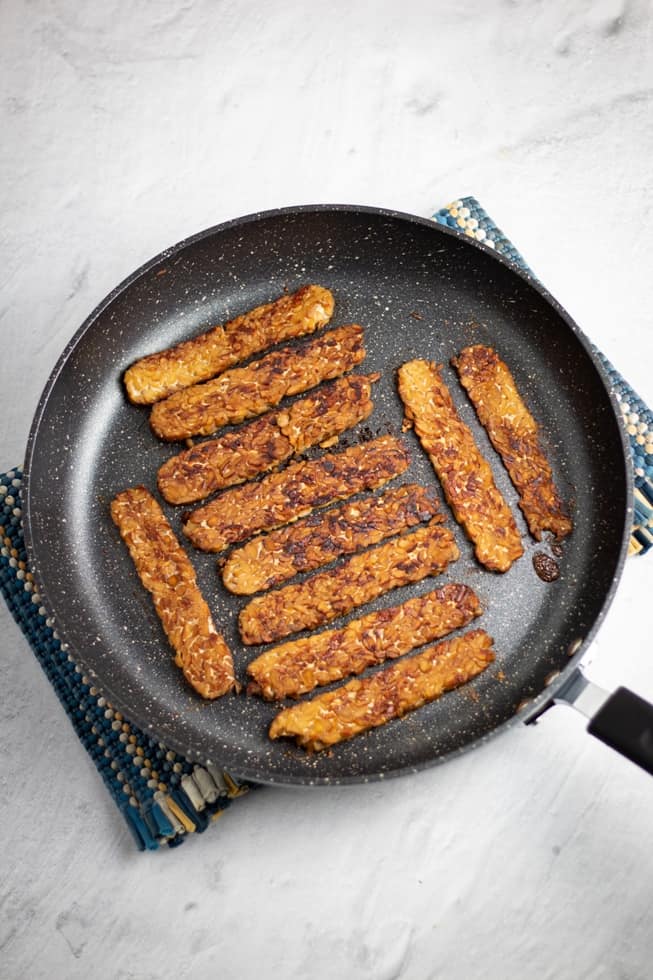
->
[{"left": 23, "top": 205, "right": 652, "bottom": 786}]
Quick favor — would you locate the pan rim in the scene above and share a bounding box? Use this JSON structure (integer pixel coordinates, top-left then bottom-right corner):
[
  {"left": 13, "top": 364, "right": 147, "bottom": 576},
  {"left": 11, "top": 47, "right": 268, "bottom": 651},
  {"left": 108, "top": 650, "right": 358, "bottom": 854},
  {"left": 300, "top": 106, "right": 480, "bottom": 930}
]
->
[{"left": 22, "top": 203, "right": 633, "bottom": 786}]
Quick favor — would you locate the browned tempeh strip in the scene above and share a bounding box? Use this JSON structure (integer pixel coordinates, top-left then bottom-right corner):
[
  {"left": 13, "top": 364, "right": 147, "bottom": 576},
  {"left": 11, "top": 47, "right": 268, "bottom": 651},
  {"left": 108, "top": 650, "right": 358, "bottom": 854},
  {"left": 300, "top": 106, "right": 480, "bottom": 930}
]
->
[
  {"left": 452, "top": 345, "right": 573, "bottom": 541},
  {"left": 397, "top": 359, "right": 523, "bottom": 572},
  {"left": 247, "top": 583, "right": 482, "bottom": 699},
  {"left": 124, "top": 284, "right": 335, "bottom": 404},
  {"left": 238, "top": 520, "right": 459, "bottom": 645},
  {"left": 222, "top": 483, "right": 443, "bottom": 595},
  {"left": 110, "top": 487, "right": 235, "bottom": 699},
  {"left": 269, "top": 629, "right": 495, "bottom": 750},
  {"left": 150, "top": 324, "right": 366, "bottom": 441},
  {"left": 158, "top": 373, "right": 379, "bottom": 505},
  {"left": 183, "top": 434, "right": 411, "bottom": 553}
]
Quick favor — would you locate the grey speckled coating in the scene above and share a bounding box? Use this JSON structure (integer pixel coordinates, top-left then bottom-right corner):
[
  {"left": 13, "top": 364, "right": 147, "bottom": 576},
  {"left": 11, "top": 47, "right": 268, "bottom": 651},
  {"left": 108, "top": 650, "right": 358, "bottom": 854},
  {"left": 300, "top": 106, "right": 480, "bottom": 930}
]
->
[{"left": 23, "top": 205, "right": 632, "bottom": 786}]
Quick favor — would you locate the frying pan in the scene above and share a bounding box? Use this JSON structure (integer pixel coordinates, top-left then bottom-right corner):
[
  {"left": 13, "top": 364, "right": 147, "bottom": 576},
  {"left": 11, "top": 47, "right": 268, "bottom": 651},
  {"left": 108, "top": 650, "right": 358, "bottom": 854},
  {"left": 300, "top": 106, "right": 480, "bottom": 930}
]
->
[{"left": 23, "top": 204, "right": 653, "bottom": 786}]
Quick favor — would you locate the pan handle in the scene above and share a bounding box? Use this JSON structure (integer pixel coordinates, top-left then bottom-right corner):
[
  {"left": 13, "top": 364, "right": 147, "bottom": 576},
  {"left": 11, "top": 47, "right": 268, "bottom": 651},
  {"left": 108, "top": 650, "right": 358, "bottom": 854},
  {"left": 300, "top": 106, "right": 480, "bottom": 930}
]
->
[{"left": 555, "top": 669, "right": 653, "bottom": 776}]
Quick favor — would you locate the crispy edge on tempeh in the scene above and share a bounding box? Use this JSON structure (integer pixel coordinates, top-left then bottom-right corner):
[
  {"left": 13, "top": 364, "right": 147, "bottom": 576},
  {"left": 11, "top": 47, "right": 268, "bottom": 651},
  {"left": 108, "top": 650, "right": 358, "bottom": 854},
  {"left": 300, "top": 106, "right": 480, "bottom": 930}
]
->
[
  {"left": 222, "top": 483, "right": 443, "bottom": 595},
  {"left": 110, "top": 486, "right": 236, "bottom": 699},
  {"left": 158, "top": 373, "right": 379, "bottom": 506},
  {"left": 397, "top": 359, "right": 523, "bottom": 573},
  {"left": 183, "top": 434, "right": 411, "bottom": 553},
  {"left": 247, "top": 583, "right": 482, "bottom": 700},
  {"left": 452, "top": 345, "right": 573, "bottom": 541},
  {"left": 124, "top": 284, "right": 335, "bottom": 404},
  {"left": 269, "top": 628, "right": 495, "bottom": 750},
  {"left": 238, "top": 519, "right": 459, "bottom": 645},
  {"left": 150, "top": 323, "right": 366, "bottom": 441}
]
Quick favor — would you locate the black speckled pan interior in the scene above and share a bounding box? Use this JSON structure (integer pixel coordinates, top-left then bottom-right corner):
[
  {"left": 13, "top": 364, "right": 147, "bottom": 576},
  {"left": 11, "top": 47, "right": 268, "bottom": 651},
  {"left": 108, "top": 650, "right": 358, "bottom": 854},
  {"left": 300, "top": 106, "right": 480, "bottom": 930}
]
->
[{"left": 23, "top": 205, "right": 631, "bottom": 786}]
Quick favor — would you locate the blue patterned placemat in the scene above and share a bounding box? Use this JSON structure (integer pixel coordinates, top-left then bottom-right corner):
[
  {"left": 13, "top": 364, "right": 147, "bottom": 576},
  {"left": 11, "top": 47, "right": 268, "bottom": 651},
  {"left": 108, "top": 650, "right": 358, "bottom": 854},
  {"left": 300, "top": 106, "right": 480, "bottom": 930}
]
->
[
  {"left": 2, "top": 199, "right": 651, "bottom": 852},
  {"left": 0, "top": 477, "right": 250, "bottom": 850}
]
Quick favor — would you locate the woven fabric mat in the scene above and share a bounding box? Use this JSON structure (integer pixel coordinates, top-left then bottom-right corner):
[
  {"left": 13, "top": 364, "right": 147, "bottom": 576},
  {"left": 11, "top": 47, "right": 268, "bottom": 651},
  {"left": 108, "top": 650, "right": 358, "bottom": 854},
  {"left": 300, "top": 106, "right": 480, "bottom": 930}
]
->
[{"left": 2, "top": 198, "right": 652, "bottom": 851}]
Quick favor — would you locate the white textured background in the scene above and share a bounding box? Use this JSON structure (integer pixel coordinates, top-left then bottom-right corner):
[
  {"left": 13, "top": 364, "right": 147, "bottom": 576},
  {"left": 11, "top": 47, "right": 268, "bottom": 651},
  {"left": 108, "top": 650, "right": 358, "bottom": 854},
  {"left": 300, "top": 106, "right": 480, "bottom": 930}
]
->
[{"left": 2, "top": 2, "right": 653, "bottom": 978}]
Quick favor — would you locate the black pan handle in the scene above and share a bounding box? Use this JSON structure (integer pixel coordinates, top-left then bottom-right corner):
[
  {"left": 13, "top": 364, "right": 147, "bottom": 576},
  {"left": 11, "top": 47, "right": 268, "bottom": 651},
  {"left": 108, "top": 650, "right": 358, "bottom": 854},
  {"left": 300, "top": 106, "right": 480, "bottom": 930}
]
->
[
  {"left": 587, "top": 688, "right": 653, "bottom": 775},
  {"left": 555, "top": 670, "right": 653, "bottom": 776}
]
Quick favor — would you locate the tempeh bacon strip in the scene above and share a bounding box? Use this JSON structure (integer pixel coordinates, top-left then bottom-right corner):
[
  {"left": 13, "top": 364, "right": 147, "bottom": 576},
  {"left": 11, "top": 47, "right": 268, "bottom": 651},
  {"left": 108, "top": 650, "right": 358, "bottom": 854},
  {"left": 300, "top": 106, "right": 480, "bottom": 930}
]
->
[
  {"left": 452, "top": 345, "right": 572, "bottom": 541},
  {"left": 150, "top": 324, "right": 366, "bottom": 441},
  {"left": 221, "top": 483, "right": 442, "bottom": 595},
  {"left": 238, "top": 519, "right": 459, "bottom": 645},
  {"left": 269, "top": 629, "right": 495, "bottom": 751},
  {"left": 110, "top": 487, "right": 235, "bottom": 699},
  {"left": 397, "top": 359, "right": 523, "bottom": 572},
  {"left": 124, "top": 284, "right": 335, "bottom": 404},
  {"left": 183, "top": 434, "right": 411, "bottom": 553},
  {"left": 158, "top": 373, "right": 379, "bottom": 505},
  {"left": 247, "top": 583, "right": 482, "bottom": 700}
]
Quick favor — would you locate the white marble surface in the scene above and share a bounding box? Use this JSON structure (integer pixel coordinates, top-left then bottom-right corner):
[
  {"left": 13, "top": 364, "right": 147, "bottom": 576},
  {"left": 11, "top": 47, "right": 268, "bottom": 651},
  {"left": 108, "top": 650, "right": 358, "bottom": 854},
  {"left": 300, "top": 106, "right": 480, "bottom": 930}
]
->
[{"left": 2, "top": 1, "right": 653, "bottom": 977}]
